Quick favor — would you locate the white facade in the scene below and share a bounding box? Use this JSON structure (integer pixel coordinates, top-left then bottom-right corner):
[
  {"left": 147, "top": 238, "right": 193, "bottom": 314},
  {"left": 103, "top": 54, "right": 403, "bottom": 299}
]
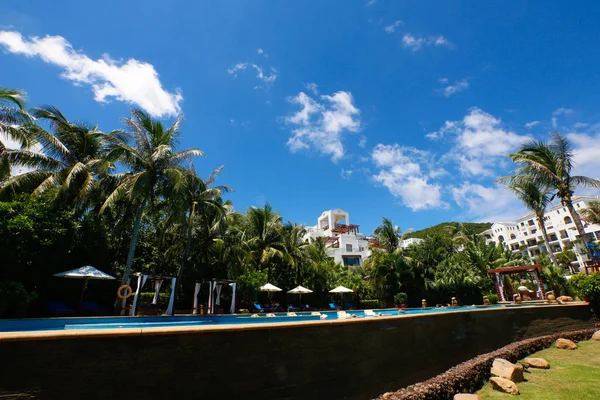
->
[
  {"left": 400, "top": 237, "right": 424, "bottom": 249},
  {"left": 303, "top": 209, "right": 372, "bottom": 267},
  {"left": 481, "top": 196, "right": 600, "bottom": 272}
]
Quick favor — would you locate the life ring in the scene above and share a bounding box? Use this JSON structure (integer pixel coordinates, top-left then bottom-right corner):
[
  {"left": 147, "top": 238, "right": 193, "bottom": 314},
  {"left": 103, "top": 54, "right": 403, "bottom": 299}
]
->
[{"left": 117, "top": 285, "right": 133, "bottom": 299}]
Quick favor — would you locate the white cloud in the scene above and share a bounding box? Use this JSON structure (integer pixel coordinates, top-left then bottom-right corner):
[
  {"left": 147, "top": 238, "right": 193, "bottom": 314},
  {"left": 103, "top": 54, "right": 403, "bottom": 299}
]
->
[
  {"left": 439, "top": 78, "right": 449, "bottom": 84},
  {"left": 305, "top": 82, "right": 319, "bottom": 95},
  {"left": 366, "top": 0, "right": 377, "bottom": 6},
  {"left": 552, "top": 107, "right": 573, "bottom": 129},
  {"left": 341, "top": 168, "right": 353, "bottom": 179},
  {"left": 371, "top": 143, "right": 446, "bottom": 210},
  {"left": 524, "top": 120, "right": 540, "bottom": 129},
  {"left": 567, "top": 131, "right": 600, "bottom": 179},
  {"left": 451, "top": 181, "right": 526, "bottom": 222},
  {"left": 429, "top": 108, "right": 531, "bottom": 177},
  {"left": 403, "top": 33, "right": 451, "bottom": 51},
  {"left": 0, "top": 31, "right": 182, "bottom": 117},
  {"left": 257, "top": 48, "right": 268, "bottom": 57},
  {"left": 573, "top": 122, "right": 589, "bottom": 129},
  {"left": 384, "top": 20, "right": 403, "bottom": 33},
  {"left": 227, "top": 62, "right": 277, "bottom": 88},
  {"left": 284, "top": 91, "right": 360, "bottom": 162},
  {"left": 440, "top": 79, "right": 469, "bottom": 97},
  {"left": 359, "top": 137, "right": 367, "bottom": 148}
]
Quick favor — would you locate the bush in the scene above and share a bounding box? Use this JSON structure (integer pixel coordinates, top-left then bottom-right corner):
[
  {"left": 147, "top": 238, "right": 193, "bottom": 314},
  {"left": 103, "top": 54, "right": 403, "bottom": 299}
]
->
[
  {"left": 581, "top": 272, "right": 600, "bottom": 315},
  {"left": 137, "top": 292, "right": 172, "bottom": 308},
  {"left": 567, "top": 273, "right": 591, "bottom": 300},
  {"left": 484, "top": 292, "right": 498, "bottom": 304},
  {"left": 394, "top": 292, "right": 408, "bottom": 305},
  {"left": 360, "top": 299, "right": 381, "bottom": 309},
  {"left": 0, "top": 281, "right": 35, "bottom": 318}
]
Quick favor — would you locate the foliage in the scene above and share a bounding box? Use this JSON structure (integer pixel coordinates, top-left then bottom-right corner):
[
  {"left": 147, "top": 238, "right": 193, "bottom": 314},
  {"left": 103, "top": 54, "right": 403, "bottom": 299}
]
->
[
  {"left": 137, "top": 292, "right": 172, "bottom": 308},
  {"left": 236, "top": 269, "right": 268, "bottom": 306},
  {"left": 566, "top": 273, "right": 590, "bottom": 300},
  {"left": 359, "top": 299, "right": 381, "bottom": 309},
  {"left": 0, "top": 281, "right": 35, "bottom": 318},
  {"left": 580, "top": 272, "right": 600, "bottom": 313},
  {"left": 394, "top": 292, "right": 408, "bottom": 305},
  {"left": 580, "top": 201, "right": 600, "bottom": 225},
  {"left": 484, "top": 293, "right": 498, "bottom": 304},
  {"left": 405, "top": 222, "right": 492, "bottom": 240},
  {"left": 541, "top": 264, "right": 568, "bottom": 296}
]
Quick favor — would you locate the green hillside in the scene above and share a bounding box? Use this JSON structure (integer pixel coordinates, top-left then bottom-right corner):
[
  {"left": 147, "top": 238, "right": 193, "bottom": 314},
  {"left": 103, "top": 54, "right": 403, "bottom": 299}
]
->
[{"left": 405, "top": 222, "right": 492, "bottom": 239}]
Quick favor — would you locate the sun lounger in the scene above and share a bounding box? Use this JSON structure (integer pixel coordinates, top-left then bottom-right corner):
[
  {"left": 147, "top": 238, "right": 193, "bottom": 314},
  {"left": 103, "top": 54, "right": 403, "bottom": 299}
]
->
[
  {"left": 329, "top": 303, "right": 342, "bottom": 310},
  {"left": 364, "top": 309, "right": 376, "bottom": 317},
  {"left": 337, "top": 311, "right": 354, "bottom": 319},
  {"left": 287, "top": 304, "right": 299, "bottom": 311},
  {"left": 253, "top": 303, "right": 270, "bottom": 312}
]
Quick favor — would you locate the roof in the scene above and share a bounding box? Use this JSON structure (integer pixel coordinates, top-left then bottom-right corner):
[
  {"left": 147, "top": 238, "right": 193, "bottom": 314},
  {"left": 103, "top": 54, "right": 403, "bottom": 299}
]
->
[{"left": 488, "top": 264, "right": 542, "bottom": 274}]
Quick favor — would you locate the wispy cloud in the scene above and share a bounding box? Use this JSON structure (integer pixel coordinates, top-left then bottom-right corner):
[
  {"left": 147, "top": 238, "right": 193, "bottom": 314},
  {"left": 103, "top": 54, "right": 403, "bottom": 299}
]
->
[
  {"left": 438, "top": 78, "right": 469, "bottom": 97},
  {"left": 257, "top": 48, "right": 268, "bottom": 57},
  {"left": 402, "top": 33, "right": 451, "bottom": 51},
  {"left": 305, "top": 82, "right": 319, "bottom": 95},
  {"left": 366, "top": 0, "right": 377, "bottom": 6},
  {"left": 384, "top": 20, "right": 403, "bottom": 33},
  {"left": 0, "top": 31, "right": 182, "bottom": 117},
  {"left": 451, "top": 181, "right": 526, "bottom": 222},
  {"left": 227, "top": 62, "right": 278, "bottom": 89},
  {"left": 524, "top": 120, "right": 540, "bottom": 129},
  {"left": 284, "top": 91, "right": 361, "bottom": 162},
  {"left": 341, "top": 168, "right": 353, "bottom": 179},
  {"left": 552, "top": 107, "right": 573, "bottom": 128}
]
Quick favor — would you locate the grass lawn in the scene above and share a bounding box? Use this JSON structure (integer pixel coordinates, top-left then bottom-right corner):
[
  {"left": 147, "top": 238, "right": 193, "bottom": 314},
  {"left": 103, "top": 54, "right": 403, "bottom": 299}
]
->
[{"left": 477, "top": 340, "right": 600, "bottom": 400}]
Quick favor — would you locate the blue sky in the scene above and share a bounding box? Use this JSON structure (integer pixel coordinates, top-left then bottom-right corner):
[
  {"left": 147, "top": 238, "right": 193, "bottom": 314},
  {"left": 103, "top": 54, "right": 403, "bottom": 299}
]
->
[{"left": 2, "top": 1, "right": 600, "bottom": 233}]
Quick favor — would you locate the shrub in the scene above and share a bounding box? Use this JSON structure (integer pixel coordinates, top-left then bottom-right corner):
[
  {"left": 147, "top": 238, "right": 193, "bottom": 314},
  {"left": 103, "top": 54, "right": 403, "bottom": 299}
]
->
[
  {"left": 567, "top": 273, "right": 591, "bottom": 300},
  {"left": 484, "top": 292, "right": 498, "bottom": 304},
  {"left": 0, "top": 281, "right": 35, "bottom": 318},
  {"left": 360, "top": 299, "right": 381, "bottom": 309},
  {"left": 581, "top": 272, "right": 600, "bottom": 314},
  {"left": 137, "top": 292, "right": 172, "bottom": 308},
  {"left": 394, "top": 292, "right": 408, "bottom": 305}
]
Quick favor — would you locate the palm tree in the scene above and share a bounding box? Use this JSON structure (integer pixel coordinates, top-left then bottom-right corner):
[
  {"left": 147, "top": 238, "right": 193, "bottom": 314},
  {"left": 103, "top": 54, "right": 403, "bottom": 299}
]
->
[
  {"left": 281, "top": 223, "right": 308, "bottom": 285},
  {"left": 506, "top": 181, "right": 559, "bottom": 266},
  {"left": 500, "top": 132, "right": 600, "bottom": 255},
  {"left": 244, "top": 203, "right": 284, "bottom": 280},
  {"left": 374, "top": 217, "right": 400, "bottom": 253},
  {"left": 0, "top": 88, "right": 33, "bottom": 181},
  {"left": 580, "top": 201, "right": 600, "bottom": 225},
  {"left": 100, "top": 109, "right": 202, "bottom": 284},
  {"left": 1, "top": 106, "right": 116, "bottom": 204}
]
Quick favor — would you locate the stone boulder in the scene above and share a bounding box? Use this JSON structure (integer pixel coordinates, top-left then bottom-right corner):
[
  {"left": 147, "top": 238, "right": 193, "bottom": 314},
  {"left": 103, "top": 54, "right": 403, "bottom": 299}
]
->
[
  {"left": 556, "top": 338, "right": 578, "bottom": 350},
  {"left": 523, "top": 357, "right": 550, "bottom": 369},
  {"left": 592, "top": 330, "right": 600, "bottom": 342},
  {"left": 490, "top": 377, "right": 519, "bottom": 395},
  {"left": 491, "top": 358, "right": 524, "bottom": 382},
  {"left": 454, "top": 394, "right": 483, "bottom": 400},
  {"left": 557, "top": 296, "right": 573, "bottom": 302}
]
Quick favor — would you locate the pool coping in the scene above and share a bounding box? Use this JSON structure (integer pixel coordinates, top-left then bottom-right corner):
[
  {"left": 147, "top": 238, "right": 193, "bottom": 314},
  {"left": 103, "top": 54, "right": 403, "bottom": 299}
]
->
[{"left": 0, "top": 302, "right": 589, "bottom": 342}]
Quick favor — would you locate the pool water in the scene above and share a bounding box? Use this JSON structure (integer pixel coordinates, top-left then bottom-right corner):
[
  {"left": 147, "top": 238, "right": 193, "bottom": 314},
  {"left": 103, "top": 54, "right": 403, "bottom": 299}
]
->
[{"left": 0, "top": 306, "right": 504, "bottom": 333}]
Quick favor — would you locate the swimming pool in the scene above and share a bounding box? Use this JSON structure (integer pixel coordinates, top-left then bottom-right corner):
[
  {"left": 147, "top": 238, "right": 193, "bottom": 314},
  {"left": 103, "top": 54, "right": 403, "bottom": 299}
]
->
[{"left": 0, "top": 306, "right": 506, "bottom": 333}]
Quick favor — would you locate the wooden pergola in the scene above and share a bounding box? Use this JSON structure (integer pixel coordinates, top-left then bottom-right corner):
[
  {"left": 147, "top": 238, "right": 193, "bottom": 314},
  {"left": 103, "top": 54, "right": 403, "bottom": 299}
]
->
[
  {"left": 488, "top": 264, "right": 545, "bottom": 302},
  {"left": 331, "top": 224, "right": 360, "bottom": 235}
]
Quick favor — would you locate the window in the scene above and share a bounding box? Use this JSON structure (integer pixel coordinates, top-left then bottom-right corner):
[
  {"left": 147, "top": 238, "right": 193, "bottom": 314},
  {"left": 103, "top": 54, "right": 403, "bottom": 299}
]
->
[
  {"left": 343, "top": 256, "right": 361, "bottom": 266},
  {"left": 498, "top": 235, "right": 505, "bottom": 243},
  {"left": 560, "top": 230, "right": 568, "bottom": 239},
  {"left": 359, "top": 246, "right": 364, "bottom": 252},
  {"left": 577, "top": 203, "right": 581, "bottom": 208},
  {"left": 346, "top": 244, "right": 352, "bottom": 252},
  {"left": 510, "top": 234, "right": 516, "bottom": 240},
  {"left": 528, "top": 220, "right": 535, "bottom": 226},
  {"left": 564, "top": 216, "right": 573, "bottom": 225}
]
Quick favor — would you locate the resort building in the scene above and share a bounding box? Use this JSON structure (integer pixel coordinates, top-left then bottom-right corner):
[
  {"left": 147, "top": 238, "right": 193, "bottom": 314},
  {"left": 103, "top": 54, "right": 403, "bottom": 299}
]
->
[
  {"left": 400, "top": 237, "right": 424, "bottom": 249},
  {"left": 480, "top": 196, "right": 600, "bottom": 272},
  {"left": 303, "top": 209, "right": 372, "bottom": 267}
]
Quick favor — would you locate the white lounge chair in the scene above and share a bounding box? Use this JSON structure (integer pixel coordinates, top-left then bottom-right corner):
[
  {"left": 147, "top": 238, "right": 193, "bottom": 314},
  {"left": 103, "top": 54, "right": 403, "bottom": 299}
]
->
[{"left": 364, "top": 309, "right": 376, "bottom": 317}]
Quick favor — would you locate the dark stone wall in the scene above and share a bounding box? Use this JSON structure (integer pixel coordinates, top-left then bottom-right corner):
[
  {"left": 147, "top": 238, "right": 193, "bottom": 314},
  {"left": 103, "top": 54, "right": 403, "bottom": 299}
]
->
[{"left": 0, "top": 305, "right": 594, "bottom": 400}]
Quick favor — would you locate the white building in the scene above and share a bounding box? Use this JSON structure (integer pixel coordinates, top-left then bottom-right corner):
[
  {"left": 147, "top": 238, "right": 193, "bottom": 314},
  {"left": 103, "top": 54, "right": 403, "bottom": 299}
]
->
[
  {"left": 400, "top": 237, "right": 424, "bottom": 249},
  {"left": 303, "top": 209, "right": 372, "bottom": 267},
  {"left": 481, "top": 196, "right": 600, "bottom": 272}
]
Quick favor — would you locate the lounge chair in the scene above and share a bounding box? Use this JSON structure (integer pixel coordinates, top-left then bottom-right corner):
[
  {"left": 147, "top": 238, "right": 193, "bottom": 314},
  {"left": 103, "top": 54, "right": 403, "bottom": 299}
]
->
[
  {"left": 302, "top": 304, "right": 314, "bottom": 311},
  {"left": 287, "top": 304, "right": 299, "bottom": 311},
  {"left": 253, "top": 303, "right": 268, "bottom": 313},
  {"left": 337, "top": 311, "right": 352, "bottom": 319},
  {"left": 81, "top": 301, "right": 109, "bottom": 314},
  {"left": 47, "top": 301, "right": 74, "bottom": 316},
  {"left": 329, "top": 303, "right": 342, "bottom": 310},
  {"left": 364, "top": 309, "right": 376, "bottom": 317}
]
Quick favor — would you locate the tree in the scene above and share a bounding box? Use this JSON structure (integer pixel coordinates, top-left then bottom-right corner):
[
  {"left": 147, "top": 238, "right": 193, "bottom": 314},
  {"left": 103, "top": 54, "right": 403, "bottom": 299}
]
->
[
  {"left": 1, "top": 106, "right": 117, "bottom": 206},
  {"left": 505, "top": 181, "right": 559, "bottom": 265},
  {"left": 500, "top": 132, "right": 600, "bottom": 256},
  {"left": 100, "top": 109, "right": 202, "bottom": 284},
  {"left": 244, "top": 203, "right": 284, "bottom": 280},
  {"left": 281, "top": 222, "right": 308, "bottom": 285},
  {"left": 580, "top": 201, "right": 600, "bottom": 225},
  {"left": 0, "top": 88, "right": 32, "bottom": 181},
  {"left": 374, "top": 217, "right": 400, "bottom": 253}
]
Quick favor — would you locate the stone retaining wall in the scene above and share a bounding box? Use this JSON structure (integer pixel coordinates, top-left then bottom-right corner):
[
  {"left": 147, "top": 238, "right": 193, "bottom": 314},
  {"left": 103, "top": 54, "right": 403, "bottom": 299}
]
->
[{"left": 0, "top": 304, "right": 594, "bottom": 400}]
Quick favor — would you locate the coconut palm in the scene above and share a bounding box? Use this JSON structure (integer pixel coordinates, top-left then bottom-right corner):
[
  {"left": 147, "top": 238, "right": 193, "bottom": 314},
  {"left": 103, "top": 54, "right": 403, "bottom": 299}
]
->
[
  {"left": 281, "top": 222, "right": 308, "bottom": 285},
  {"left": 0, "top": 88, "right": 33, "bottom": 181},
  {"left": 244, "top": 203, "right": 284, "bottom": 280},
  {"left": 100, "top": 109, "right": 202, "bottom": 284},
  {"left": 500, "top": 132, "right": 600, "bottom": 255},
  {"left": 580, "top": 201, "right": 600, "bottom": 225},
  {"left": 374, "top": 217, "right": 400, "bottom": 253},
  {"left": 1, "top": 106, "right": 116, "bottom": 204},
  {"left": 506, "top": 181, "right": 559, "bottom": 266}
]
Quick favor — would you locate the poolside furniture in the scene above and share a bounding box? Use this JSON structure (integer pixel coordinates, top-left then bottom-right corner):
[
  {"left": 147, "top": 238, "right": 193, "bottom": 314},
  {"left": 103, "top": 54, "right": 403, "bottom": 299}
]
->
[
  {"left": 81, "top": 301, "right": 109, "bottom": 314},
  {"left": 517, "top": 286, "right": 537, "bottom": 300},
  {"left": 266, "top": 313, "right": 276, "bottom": 318},
  {"left": 329, "top": 303, "right": 342, "bottom": 310},
  {"left": 302, "top": 304, "right": 315, "bottom": 311},
  {"left": 287, "top": 304, "right": 299, "bottom": 311},
  {"left": 337, "top": 311, "right": 352, "bottom": 319},
  {"left": 47, "top": 301, "right": 74, "bottom": 316},
  {"left": 364, "top": 309, "right": 376, "bottom": 317},
  {"left": 287, "top": 312, "right": 297, "bottom": 317},
  {"left": 253, "top": 303, "right": 268, "bottom": 313}
]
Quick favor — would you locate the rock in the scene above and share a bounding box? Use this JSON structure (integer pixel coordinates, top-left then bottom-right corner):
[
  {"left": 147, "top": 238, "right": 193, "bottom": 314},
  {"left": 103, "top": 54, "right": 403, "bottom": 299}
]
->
[
  {"left": 556, "top": 338, "right": 578, "bottom": 350},
  {"left": 490, "top": 377, "right": 520, "bottom": 395},
  {"left": 557, "top": 296, "right": 573, "bottom": 302},
  {"left": 592, "top": 331, "right": 600, "bottom": 341},
  {"left": 454, "top": 394, "right": 483, "bottom": 400},
  {"left": 523, "top": 357, "right": 550, "bottom": 369},
  {"left": 491, "top": 358, "right": 524, "bottom": 382}
]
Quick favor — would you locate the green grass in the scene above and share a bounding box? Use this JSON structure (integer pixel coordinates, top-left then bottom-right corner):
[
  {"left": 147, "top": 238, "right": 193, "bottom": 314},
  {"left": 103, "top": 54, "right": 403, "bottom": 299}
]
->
[{"left": 477, "top": 341, "right": 600, "bottom": 399}]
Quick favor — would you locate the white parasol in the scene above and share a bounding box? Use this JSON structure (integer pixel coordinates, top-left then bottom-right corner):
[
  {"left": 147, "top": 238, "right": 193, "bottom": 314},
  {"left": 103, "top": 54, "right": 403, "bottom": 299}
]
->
[{"left": 287, "top": 285, "right": 313, "bottom": 306}]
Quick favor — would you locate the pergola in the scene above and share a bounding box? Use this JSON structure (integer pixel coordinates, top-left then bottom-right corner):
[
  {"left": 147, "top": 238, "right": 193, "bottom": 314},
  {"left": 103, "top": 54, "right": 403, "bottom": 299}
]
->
[
  {"left": 193, "top": 279, "right": 237, "bottom": 315},
  {"left": 488, "top": 264, "right": 545, "bottom": 302},
  {"left": 130, "top": 273, "right": 177, "bottom": 316},
  {"left": 331, "top": 224, "right": 360, "bottom": 235}
]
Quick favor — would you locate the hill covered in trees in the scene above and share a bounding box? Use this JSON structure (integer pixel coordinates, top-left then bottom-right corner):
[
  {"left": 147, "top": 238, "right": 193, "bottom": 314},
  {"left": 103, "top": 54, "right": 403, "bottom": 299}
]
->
[{"left": 405, "top": 222, "right": 492, "bottom": 239}]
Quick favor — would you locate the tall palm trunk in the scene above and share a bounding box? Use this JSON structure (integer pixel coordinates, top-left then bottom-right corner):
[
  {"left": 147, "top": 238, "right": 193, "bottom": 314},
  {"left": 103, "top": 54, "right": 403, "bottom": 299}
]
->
[
  {"left": 122, "top": 204, "right": 145, "bottom": 284},
  {"left": 536, "top": 211, "right": 559, "bottom": 266},
  {"left": 177, "top": 201, "right": 196, "bottom": 279},
  {"left": 564, "top": 194, "right": 593, "bottom": 258}
]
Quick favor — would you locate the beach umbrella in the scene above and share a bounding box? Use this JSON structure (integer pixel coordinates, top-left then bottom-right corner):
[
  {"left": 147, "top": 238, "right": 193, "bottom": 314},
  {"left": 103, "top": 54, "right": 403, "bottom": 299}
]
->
[
  {"left": 329, "top": 285, "right": 354, "bottom": 306},
  {"left": 54, "top": 266, "right": 116, "bottom": 305},
  {"left": 260, "top": 283, "right": 282, "bottom": 302},
  {"left": 287, "top": 285, "right": 313, "bottom": 306}
]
